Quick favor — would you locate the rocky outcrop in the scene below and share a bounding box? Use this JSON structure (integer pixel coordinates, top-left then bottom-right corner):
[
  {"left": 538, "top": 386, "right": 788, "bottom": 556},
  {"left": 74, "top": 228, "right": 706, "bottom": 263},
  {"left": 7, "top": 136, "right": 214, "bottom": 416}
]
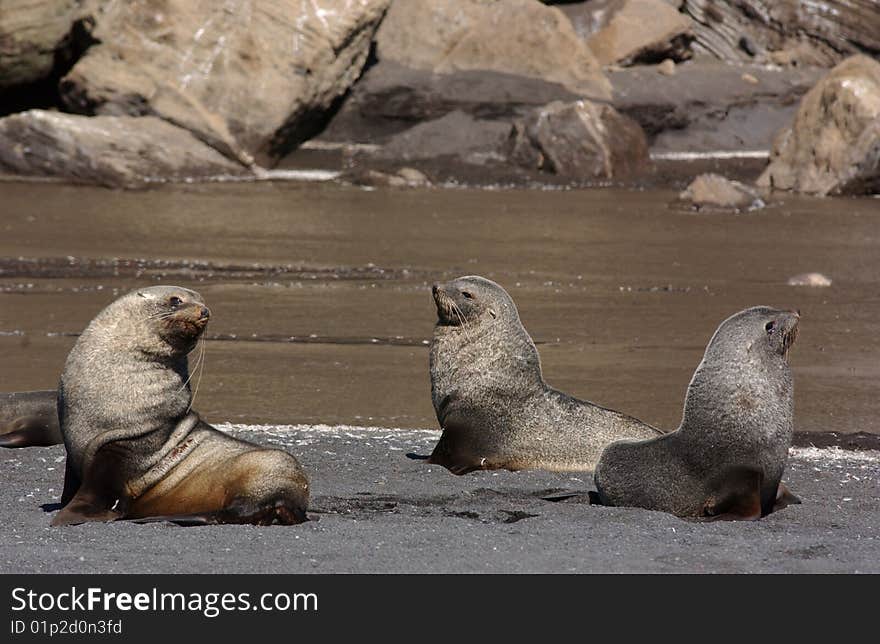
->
[
  {"left": 0, "top": 110, "right": 247, "bottom": 188},
  {"left": 317, "top": 61, "right": 580, "bottom": 144},
  {"left": 757, "top": 56, "right": 880, "bottom": 196},
  {"left": 0, "top": 0, "right": 87, "bottom": 88},
  {"left": 375, "top": 0, "right": 611, "bottom": 99},
  {"left": 678, "top": 173, "right": 764, "bottom": 211},
  {"left": 609, "top": 62, "right": 823, "bottom": 153},
  {"left": 683, "top": 0, "right": 880, "bottom": 67},
  {"left": 506, "top": 100, "right": 649, "bottom": 178},
  {"left": 58, "top": 0, "right": 390, "bottom": 166},
  {"left": 585, "top": 0, "right": 693, "bottom": 66},
  {"left": 377, "top": 111, "right": 510, "bottom": 163}
]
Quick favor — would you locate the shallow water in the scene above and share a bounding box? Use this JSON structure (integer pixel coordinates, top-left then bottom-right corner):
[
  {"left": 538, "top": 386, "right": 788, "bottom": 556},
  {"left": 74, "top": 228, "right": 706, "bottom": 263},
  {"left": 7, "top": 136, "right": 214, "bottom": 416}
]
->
[{"left": 0, "top": 180, "right": 878, "bottom": 435}]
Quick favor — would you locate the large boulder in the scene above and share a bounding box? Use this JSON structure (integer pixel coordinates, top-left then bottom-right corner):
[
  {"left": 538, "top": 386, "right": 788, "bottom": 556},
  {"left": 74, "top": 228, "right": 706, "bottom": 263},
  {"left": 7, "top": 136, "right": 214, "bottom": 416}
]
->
[
  {"left": 757, "top": 56, "right": 880, "bottom": 196},
  {"left": 585, "top": 0, "right": 693, "bottom": 66},
  {"left": 506, "top": 99, "right": 649, "bottom": 178},
  {"left": 0, "top": 109, "right": 247, "bottom": 188},
  {"left": 375, "top": 0, "right": 611, "bottom": 100},
  {"left": 683, "top": 0, "right": 880, "bottom": 67},
  {"left": 58, "top": 0, "right": 389, "bottom": 166},
  {"left": 0, "top": 0, "right": 87, "bottom": 88}
]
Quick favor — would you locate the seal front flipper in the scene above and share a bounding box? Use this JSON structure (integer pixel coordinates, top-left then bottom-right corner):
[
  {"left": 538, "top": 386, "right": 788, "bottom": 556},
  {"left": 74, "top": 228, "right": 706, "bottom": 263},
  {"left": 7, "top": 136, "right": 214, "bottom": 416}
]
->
[
  {"left": 51, "top": 444, "right": 128, "bottom": 526},
  {"left": 772, "top": 481, "right": 801, "bottom": 513},
  {"left": 701, "top": 466, "right": 763, "bottom": 522}
]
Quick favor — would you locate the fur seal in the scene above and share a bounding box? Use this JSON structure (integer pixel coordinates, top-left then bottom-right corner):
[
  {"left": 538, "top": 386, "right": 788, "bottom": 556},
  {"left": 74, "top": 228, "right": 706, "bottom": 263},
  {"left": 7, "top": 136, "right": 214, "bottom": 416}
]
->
[
  {"left": 51, "top": 285, "right": 309, "bottom": 526},
  {"left": 426, "top": 275, "right": 662, "bottom": 474},
  {"left": 593, "top": 306, "right": 800, "bottom": 520},
  {"left": 0, "top": 390, "right": 62, "bottom": 448}
]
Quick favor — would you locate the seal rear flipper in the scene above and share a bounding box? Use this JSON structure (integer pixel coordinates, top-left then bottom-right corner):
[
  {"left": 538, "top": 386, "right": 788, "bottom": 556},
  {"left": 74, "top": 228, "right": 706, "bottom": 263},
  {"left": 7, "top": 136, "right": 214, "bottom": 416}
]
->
[
  {"left": 0, "top": 415, "right": 63, "bottom": 448},
  {"left": 51, "top": 445, "right": 129, "bottom": 527},
  {"left": 701, "top": 466, "right": 763, "bottom": 522},
  {"left": 772, "top": 481, "right": 802, "bottom": 513}
]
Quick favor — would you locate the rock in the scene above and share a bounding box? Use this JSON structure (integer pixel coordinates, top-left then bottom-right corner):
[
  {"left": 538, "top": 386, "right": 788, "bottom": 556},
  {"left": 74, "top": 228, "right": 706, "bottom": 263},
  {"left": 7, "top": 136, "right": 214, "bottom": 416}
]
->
[
  {"left": 656, "top": 59, "right": 676, "bottom": 76},
  {"left": 377, "top": 110, "right": 510, "bottom": 162},
  {"left": 396, "top": 167, "right": 429, "bottom": 186},
  {"left": 555, "top": 0, "right": 622, "bottom": 41},
  {"left": 0, "top": 109, "right": 247, "bottom": 188},
  {"left": 506, "top": 99, "right": 649, "bottom": 178},
  {"left": 375, "top": 0, "right": 611, "bottom": 99},
  {"left": 678, "top": 173, "right": 764, "bottom": 211},
  {"left": 757, "top": 56, "right": 880, "bottom": 196},
  {"left": 585, "top": 0, "right": 693, "bottom": 66},
  {"left": 58, "top": 0, "right": 389, "bottom": 166},
  {"left": 683, "top": 0, "right": 880, "bottom": 67},
  {"left": 317, "top": 61, "right": 580, "bottom": 144},
  {"left": 0, "top": 0, "right": 86, "bottom": 88},
  {"left": 787, "top": 273, "right": 832, "bottom": 287},
  {"left": 608, "top": 62, "right": 823, "bottom": 153},
  {"left": 741, "top": 73, "right": 758, "bottom": 85},
  {"left": 344, "top": 167, "right": 431, "bottom": 188}
]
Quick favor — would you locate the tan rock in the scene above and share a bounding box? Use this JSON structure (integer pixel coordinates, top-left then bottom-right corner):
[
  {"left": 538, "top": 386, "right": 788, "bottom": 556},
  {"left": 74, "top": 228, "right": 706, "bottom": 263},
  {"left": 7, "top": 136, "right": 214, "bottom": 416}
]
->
[
  {"left": 787, "top": 273, "right": 832, "bottom": 287},
  {"left": 657, "top": 59, "right": 676, "bottom": 75},
  {"left": 0, "top": 109, "right": 247, "bottom": 188},
  {"left": 586, "top": 0, "right": 693, "bottom": 66},
  {"left": 757, "top": 55, "right": 880, "bottom": 196},
  {"left": 678, "top": 173, "right": 764, "bottom": 211},
  {"left": 0, "top": 0, "right": 85, "bottom": 88},
  {"left": 59, "top": 0, "right": 390, "bottom": 166},
  {"left": 506, "top": 99, "right": 648, "bottom": 178},
  {"left": 375, "top": 0, "right": 611, "bottom": 99}
]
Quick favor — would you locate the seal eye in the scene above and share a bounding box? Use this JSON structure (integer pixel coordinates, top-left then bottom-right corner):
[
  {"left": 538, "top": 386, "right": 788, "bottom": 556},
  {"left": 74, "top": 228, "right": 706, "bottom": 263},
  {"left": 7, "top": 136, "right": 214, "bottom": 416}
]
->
[
  {"left": 169, "top": 296, "right": 183, "bottom": 308},
  {"left": 765, "top": 321, "right": 775, "bottom": 335},
  {"left": 461, "top": 291, "right": 474, "bottom": 300}
]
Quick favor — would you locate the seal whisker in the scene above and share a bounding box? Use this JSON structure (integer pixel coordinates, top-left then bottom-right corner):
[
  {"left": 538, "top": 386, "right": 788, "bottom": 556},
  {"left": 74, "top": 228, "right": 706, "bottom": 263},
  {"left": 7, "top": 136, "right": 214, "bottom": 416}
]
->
[{"left": 186, "top": 338, "right": 206, "bottom": 413}]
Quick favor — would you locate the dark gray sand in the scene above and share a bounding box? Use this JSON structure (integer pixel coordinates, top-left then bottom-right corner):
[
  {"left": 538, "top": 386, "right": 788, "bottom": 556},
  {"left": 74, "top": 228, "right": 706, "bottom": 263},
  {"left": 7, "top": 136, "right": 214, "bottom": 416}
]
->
[{"left": 2, "top": 425, "right": 877, "bottom": 574}]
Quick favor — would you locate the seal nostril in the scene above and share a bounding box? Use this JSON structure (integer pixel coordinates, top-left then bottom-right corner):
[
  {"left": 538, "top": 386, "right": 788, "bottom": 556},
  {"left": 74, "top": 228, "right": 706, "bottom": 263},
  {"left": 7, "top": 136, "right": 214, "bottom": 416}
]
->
[{"left": 200, "top": 306, "right": 210, "bottom": 320}]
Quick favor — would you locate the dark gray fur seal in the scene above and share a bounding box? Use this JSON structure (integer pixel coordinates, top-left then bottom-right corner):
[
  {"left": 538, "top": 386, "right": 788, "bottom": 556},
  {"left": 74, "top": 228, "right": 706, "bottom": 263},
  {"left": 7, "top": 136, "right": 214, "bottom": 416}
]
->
[
  {"left": 52, "top": 285, "right": 309, "bottom": 526},
  {"left": 594, "top": 306, "right": 801, "bottom": 520},
  {"left": 0, "top": 390, "right": 61, "bottom": 448},
  {"left": 427, "top": 275, "right": 662, "bottom": 474}
]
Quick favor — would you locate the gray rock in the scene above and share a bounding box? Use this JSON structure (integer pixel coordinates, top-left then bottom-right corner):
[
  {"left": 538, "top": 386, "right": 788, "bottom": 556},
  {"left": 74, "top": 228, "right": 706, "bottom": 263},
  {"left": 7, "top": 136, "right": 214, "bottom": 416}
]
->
[
  {"left": 683, "top": 0, "right": 880, "bottom": 67},
  {"left": 0, "top": 110, "right": 247, "bottom": 188},
  {"left": 377, "top": 111, "right": 510, "bottom": 162},
  {"left": 506, "top": 99, "right": 649, "bottom": 178}
]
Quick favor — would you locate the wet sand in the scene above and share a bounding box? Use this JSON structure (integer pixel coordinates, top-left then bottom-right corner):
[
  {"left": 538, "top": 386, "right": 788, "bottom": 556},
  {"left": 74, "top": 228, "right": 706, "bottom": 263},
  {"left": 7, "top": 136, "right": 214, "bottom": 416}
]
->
[{"left": 1, "top": 180, "right": 878, "bottom": 434}]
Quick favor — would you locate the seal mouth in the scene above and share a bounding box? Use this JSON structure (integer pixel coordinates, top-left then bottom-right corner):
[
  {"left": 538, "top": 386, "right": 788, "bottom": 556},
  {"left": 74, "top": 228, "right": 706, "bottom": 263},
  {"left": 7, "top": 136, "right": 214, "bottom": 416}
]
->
[
  {"left": 163, "top": 305, "right": 210, "bottom": 340},
  {"left": 779, "top": 312, "right": 799, "bottom": 359},
  {"left": 432, "top": 284, "right": 462, "bottom": 326}
]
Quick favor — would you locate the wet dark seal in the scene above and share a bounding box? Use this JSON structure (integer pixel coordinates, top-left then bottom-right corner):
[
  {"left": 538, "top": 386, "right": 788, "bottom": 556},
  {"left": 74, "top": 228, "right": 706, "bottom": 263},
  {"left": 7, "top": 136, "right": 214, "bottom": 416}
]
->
[
  {"left": 426, "top": 275, "right": 662, "bottom": 474},
  {"left": 51, "top": 285, "right": 309, "bottom": 526},
  {"left": 0, "top": 390, "right": 62, "bottom": 448},
  {"left": 593, "top": 306, "right": 801, "bottom": 520}
]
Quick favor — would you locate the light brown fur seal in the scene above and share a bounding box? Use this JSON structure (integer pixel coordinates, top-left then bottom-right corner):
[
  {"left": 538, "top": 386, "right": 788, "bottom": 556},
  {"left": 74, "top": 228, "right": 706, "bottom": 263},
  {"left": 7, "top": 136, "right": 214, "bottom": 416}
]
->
[
  {"left": 426, "top": 276, "right": 662, "bottom": 474},
  {"left": 51, "top": 285, "right": 309, "bottom": 526},
  {"left": 594, "top": 306, "right": 801, "bottom": 520}
]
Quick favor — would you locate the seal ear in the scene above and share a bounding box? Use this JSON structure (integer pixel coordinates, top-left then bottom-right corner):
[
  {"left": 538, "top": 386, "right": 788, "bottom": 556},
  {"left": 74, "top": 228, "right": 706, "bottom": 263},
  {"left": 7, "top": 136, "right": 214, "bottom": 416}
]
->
[
  {"left": 51, "top": 444, "right": 129, "bottom": 526},
  {"left": 488, "top": 308, "right": 497, "bottom": 319},
  {"left": 701, "top": 466, "right": 763, "bottom": 522}
]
